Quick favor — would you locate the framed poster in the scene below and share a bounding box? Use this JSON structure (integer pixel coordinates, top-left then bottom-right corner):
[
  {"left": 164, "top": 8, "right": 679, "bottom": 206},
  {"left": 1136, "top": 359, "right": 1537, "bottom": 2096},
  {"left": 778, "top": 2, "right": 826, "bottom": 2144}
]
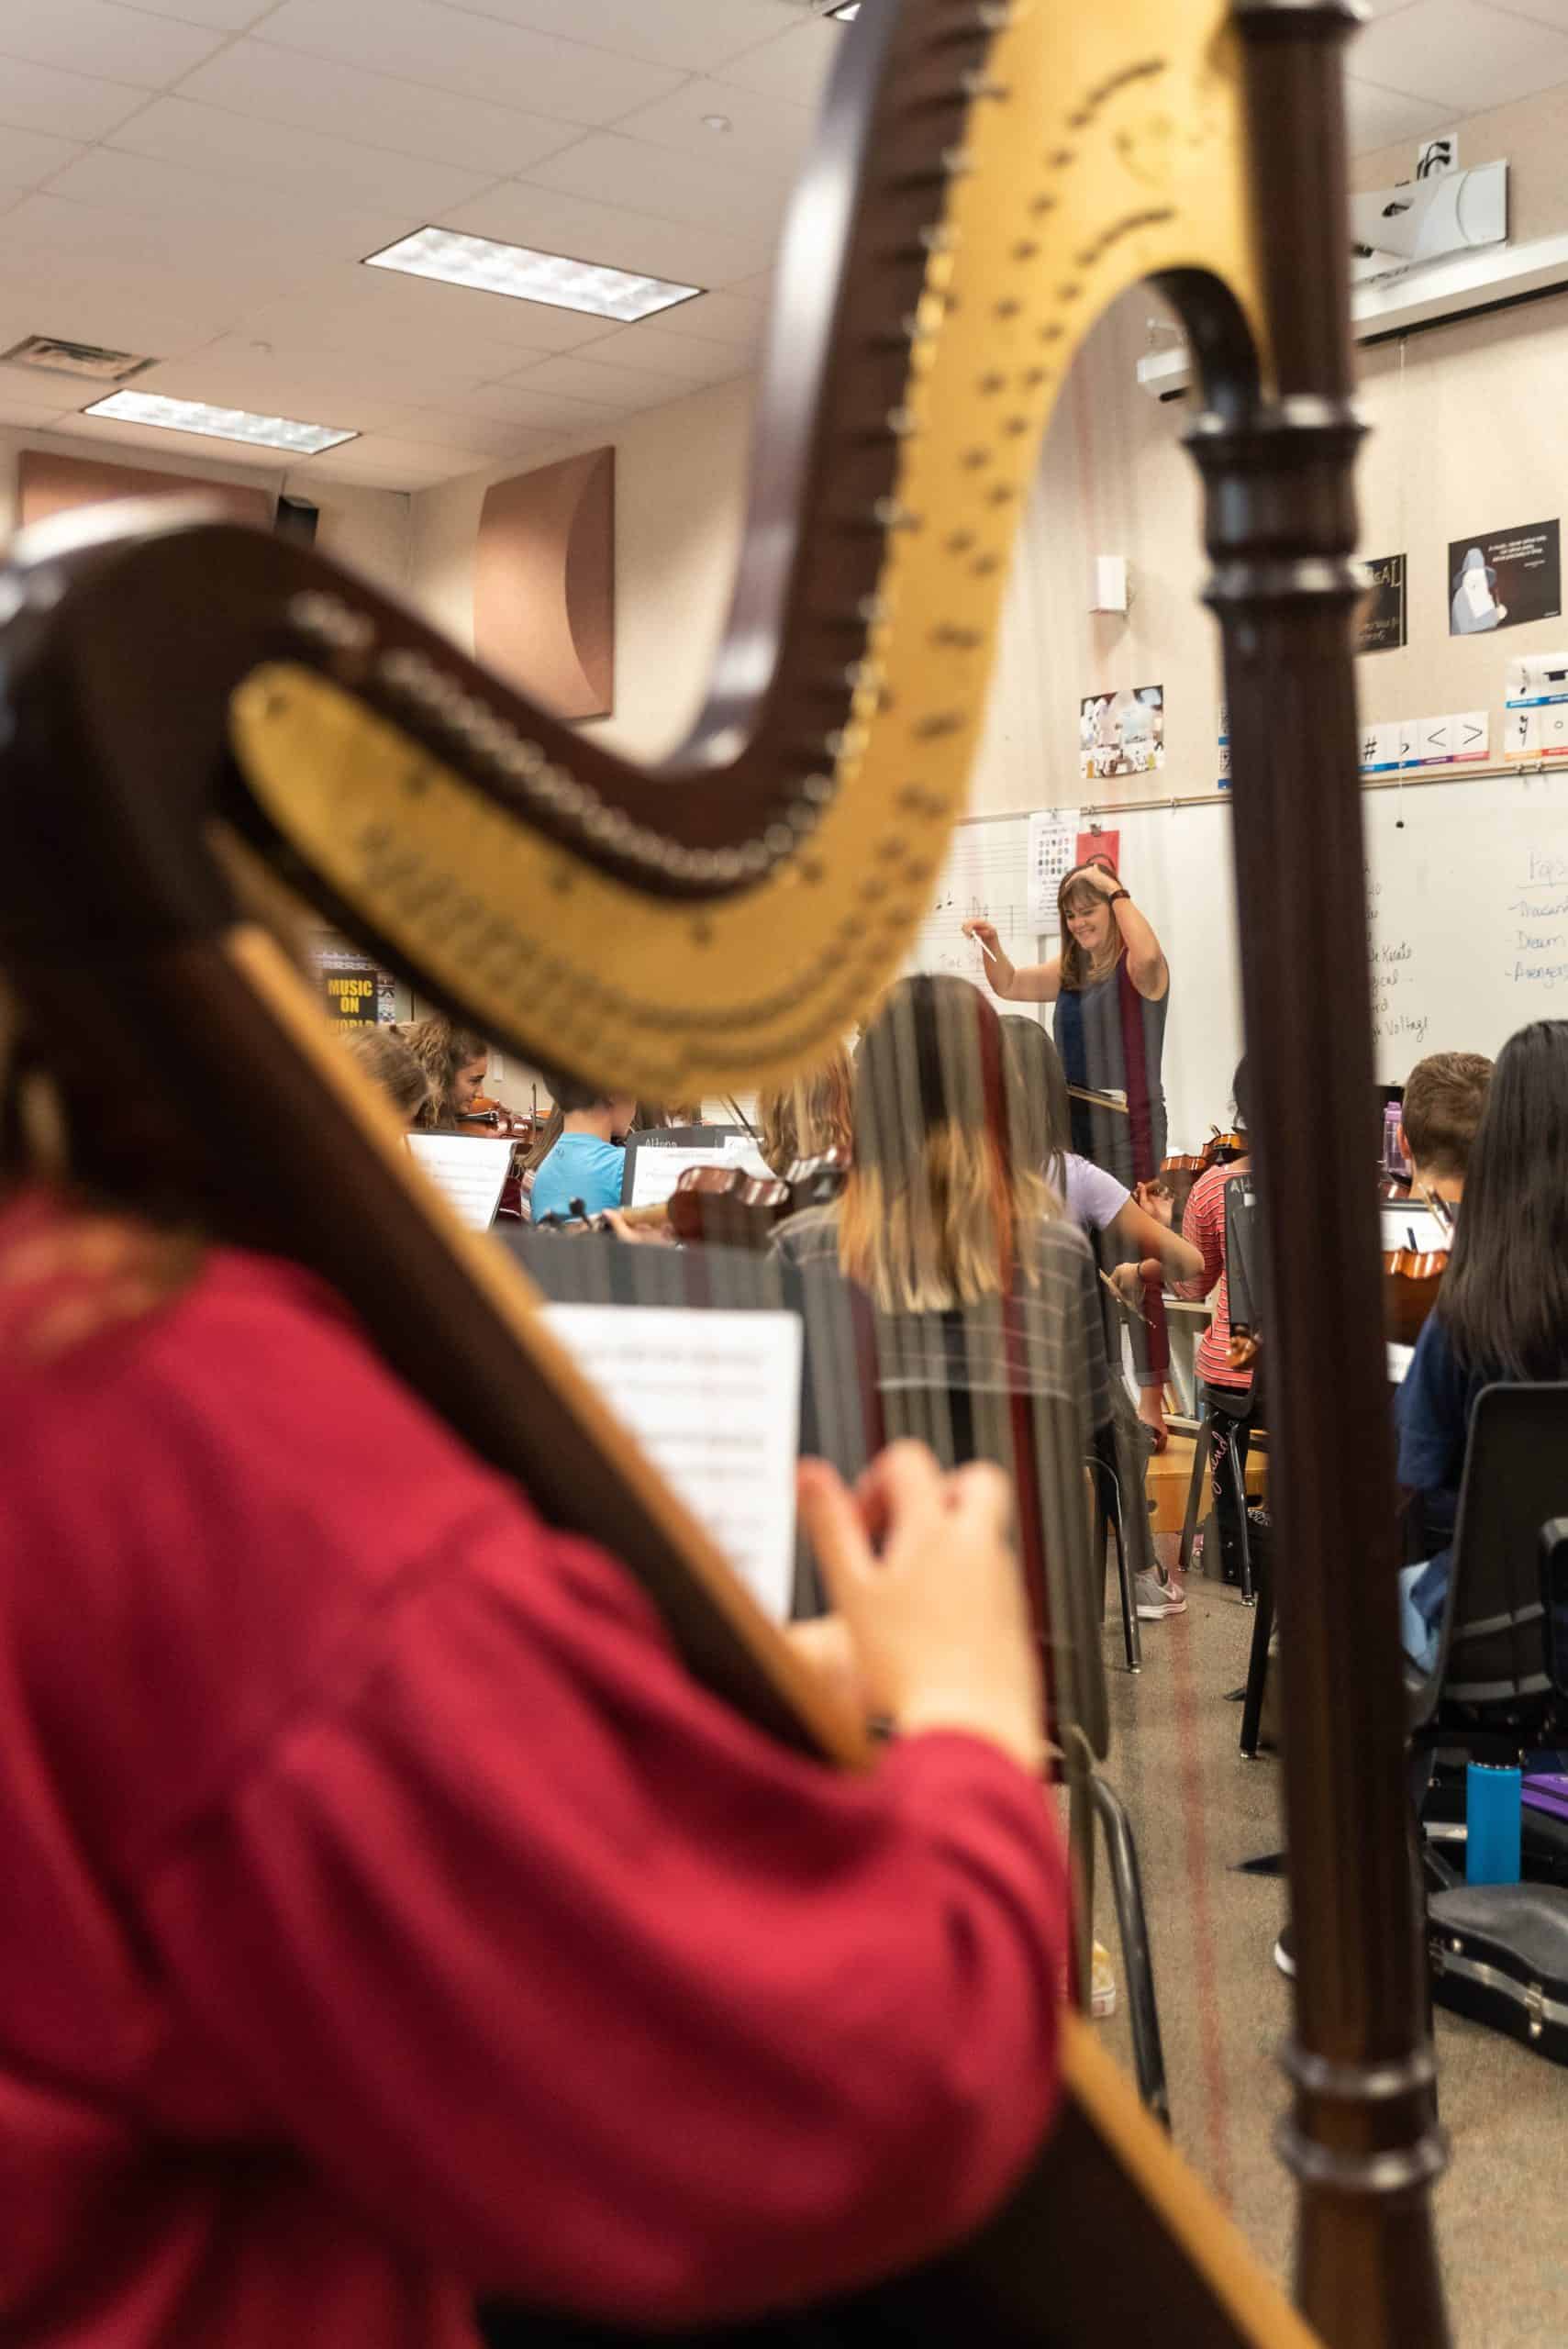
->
[
  {"left": 1357, "top": 553, "right": 1407, "bottom": 652},
  {"left": 1448, "top": 519, "right": 1561, "bottom": 636}
]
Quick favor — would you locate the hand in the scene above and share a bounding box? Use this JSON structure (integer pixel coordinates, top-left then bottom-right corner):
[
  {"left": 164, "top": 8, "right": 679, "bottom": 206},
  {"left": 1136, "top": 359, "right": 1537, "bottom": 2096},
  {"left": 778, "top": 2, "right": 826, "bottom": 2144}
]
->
[
  {"left": 1107, "top": 1260, "right": 1144, "bottom": 1308},
  {"left": 1079, "top": 860, "right": 1122, "bottom": 900},
  {"left": 1136, "top": 1386, "right": 1170, "bottom": 1454},
  {"left": 784, "top": 1615, "right": 867, "bottom": 1719},
  {"left": 796, "top": 1443, "right": 1044, "bottom": 1775},
  {"left": 599, "top": 1209, "right": 675, "bottom": 1246},
  {"left": 962, "top": 919, "right": 1012, "bottom": 991},
  {"left": 1134, "top": 1179, "right": 1173, "bottom": 1227}
]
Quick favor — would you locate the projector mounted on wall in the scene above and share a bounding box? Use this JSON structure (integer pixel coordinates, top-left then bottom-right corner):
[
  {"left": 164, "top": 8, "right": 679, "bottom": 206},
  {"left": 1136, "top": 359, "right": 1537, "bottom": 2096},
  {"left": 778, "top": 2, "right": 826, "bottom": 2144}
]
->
[{"left": 1139, "top": 160, "right": 1543, "bottom": 400}]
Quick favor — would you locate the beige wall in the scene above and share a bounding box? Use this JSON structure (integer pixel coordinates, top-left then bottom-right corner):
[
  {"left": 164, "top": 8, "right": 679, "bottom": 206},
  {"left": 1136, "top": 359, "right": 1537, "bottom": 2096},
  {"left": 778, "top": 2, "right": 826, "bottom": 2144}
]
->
[
  {"left": 401, "top": 83, "right": 1568, "bottom": 822},
  {"left": 409, "top": 376, "right": 755, "bottom": 763},
  {"left": 0, "top": 424, "right": 412, "bottom": 598}
]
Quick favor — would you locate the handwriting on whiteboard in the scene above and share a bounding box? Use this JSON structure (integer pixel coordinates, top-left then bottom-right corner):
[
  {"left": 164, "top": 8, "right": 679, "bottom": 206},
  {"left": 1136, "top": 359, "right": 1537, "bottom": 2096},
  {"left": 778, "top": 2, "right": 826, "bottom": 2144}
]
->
[{"left": 911, "top": 818, "right": 1037, "bottom": 988}]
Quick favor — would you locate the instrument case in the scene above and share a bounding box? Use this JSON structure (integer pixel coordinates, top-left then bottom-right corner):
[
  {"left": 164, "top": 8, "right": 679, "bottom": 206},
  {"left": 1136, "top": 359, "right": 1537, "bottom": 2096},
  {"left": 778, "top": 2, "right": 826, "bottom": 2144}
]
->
[{"left": 1428, "top": 1883, "right": 1568, "bottom": 2065}]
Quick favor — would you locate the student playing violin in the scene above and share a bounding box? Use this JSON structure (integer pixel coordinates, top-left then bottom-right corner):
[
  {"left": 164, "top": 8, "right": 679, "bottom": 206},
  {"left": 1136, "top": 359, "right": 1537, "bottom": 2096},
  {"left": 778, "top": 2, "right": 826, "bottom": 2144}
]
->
[
  {"left": 1173, "top": 1061, "right": 1257, "bottom": 1586},
  {"left": 1398, "top": 1050, "right": 1493, "bottom": 1210}
]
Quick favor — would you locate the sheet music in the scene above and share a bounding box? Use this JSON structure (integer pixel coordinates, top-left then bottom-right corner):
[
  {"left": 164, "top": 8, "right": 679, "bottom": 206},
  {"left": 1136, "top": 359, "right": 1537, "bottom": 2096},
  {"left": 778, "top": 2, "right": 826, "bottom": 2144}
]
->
[
  {"left": 407, "top": 1133, "right": 514, "bottom": 1230},
  {"left": 625, "top": 1133, "right": 773, "bottom": 1210},
  {"left": 912, "top": 817, "right": 1040, "bottom": 996},
  {"left": 544, "top": 1305, "right": 803, "bottom": 1620},
  {"left": 1379, "top": 1204, "right": 1448, "bottom": 1253}
]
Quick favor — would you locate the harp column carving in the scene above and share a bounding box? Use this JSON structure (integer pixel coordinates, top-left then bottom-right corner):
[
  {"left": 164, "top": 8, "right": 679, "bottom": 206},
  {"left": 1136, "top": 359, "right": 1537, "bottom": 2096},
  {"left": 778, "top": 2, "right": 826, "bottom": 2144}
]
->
[{"left": 1180, "top": 6, "right": 1451, "bottom": 2345}]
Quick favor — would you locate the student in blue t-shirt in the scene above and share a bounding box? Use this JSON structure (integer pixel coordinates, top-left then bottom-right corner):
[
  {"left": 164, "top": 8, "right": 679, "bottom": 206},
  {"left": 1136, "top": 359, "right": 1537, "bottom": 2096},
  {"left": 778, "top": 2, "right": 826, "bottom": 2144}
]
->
[
  {"left": 1396, "top": 1021, "right": 1568, "bottom": 1669},
  {"left": 530, "top": 1079, "right": 639, "bottom": 1224}
]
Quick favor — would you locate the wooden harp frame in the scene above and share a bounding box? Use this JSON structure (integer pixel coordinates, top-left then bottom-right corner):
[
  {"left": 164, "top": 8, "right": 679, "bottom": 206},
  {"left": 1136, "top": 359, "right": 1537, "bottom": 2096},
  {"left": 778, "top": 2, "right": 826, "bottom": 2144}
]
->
[{"left": 0, "top": 3, "right": 1450, "bottom": 2343}]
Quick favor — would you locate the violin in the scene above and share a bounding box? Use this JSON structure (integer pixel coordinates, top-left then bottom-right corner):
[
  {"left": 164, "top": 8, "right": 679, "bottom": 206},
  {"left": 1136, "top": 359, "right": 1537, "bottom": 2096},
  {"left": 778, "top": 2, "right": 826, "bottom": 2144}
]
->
[
  {"left": 538, "top": 1149, "right": 851, "bottom": 1251},
  {"left": 1154, "top": 1126, "right": 1247, "bottom": 1227},
  {"left": 1381, "top": 1186, "right": 1454, "bottom": 1346}
]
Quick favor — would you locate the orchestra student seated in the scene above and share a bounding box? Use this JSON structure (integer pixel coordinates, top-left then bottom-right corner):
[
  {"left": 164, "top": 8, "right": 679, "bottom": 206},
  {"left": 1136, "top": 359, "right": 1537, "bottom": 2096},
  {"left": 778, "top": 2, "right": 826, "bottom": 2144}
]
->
[
  {"left": 529, "top": 1078, "right": 639, "bottom": 1223},
  {"left": 757, "top": 1041, "right": 854, "bottom": 1177},
  {"left": 342, "top": 1024, "right": 433, "bottom": 1130},
  {"left": 1397, "top": 1020, "right": 1568, "bottom": 1667},
  {"left": 398, "top": 1015, "right": 491, "bottom": 1129},
  {"left": 773, "top": 974, "right": 1179, "bottom": 1616},
  {"left": 999, "top": 1017, "right": 1202, "bottom": 1302},
  {"left": 1173, "top": 1061, "right": 1257, "bottom": 1587},
  {"left": 0, "top": 966, "right": 1070, "bottom": 2346},
  {"left": 1398, "top": 1049, "right": 1493, "bottom": 1208}
]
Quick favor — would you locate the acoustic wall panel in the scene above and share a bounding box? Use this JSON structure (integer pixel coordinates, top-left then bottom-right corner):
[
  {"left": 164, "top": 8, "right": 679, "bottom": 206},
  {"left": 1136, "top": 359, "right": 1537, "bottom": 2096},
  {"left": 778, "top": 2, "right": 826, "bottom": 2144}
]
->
[
  {"left": 474, "top": 445, "right": 614, "bottom": 720},
  {"left": 17, "top": 449, "right": 273, "bottom": 533}
]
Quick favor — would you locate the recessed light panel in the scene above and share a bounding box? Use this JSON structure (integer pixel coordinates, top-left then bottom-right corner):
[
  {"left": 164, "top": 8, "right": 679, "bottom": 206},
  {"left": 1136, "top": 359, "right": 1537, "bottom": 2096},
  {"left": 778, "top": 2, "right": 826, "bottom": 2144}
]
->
[
  {"left": 829, "top": 4, "right": 861, "bottom": 18},
  {"left": 83, "top": 390, "right": 356, "bottom": 455},
  {"left": 364, "top": 226, "right": 701, "bottom": 323}
]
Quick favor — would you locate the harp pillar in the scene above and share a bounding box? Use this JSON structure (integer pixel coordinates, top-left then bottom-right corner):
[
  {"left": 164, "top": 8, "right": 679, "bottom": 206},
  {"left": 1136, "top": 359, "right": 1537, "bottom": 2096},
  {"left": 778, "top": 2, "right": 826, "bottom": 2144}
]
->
[{"left": 1180, "top": 5, "right": 1452, "bottom": 2344}]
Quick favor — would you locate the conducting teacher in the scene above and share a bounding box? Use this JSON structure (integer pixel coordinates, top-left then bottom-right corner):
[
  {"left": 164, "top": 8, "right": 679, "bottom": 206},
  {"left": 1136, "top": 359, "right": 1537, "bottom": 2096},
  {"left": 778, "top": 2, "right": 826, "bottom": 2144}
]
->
[{"left": 965, "top": 856, "right": 1173, "bottom": 1446}]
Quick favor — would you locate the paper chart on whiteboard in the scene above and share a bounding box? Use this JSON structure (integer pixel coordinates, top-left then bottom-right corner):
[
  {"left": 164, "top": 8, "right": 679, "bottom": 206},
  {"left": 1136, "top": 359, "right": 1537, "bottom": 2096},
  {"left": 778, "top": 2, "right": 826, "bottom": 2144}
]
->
[{"left": 908, "top": 816, "right": 1043, "bottom": 1005}]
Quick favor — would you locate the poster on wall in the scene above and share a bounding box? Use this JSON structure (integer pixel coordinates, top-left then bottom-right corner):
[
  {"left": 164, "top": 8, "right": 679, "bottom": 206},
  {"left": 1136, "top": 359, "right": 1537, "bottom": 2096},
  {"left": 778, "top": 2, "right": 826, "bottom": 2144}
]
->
[
  {"left": 1027, "top": 809, "right": 1079, "bottom": 930},
  {"left": 1079, "top": 684, "right": 1164, "bottom": 780},
  {"left": 1356, "top": 553, "right": 1407, "bottom": 652},
  {"left": 1447, "top": 518, "right": 1561, "bottom": 636}
]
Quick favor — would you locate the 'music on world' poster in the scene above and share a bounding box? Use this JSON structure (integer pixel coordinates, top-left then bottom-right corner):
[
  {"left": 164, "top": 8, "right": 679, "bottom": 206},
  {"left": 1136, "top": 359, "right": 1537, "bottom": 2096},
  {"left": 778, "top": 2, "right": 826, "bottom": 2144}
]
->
[{"left": 1447, "top": 518, "right": 1561, "bottom": 636}]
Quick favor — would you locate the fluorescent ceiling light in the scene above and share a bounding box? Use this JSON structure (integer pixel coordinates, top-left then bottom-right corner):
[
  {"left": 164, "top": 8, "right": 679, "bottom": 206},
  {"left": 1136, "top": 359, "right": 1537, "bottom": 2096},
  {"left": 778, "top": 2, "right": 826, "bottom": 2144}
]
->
[
  {"left": 829, "top": 4, "right": 861, "bottom": 18},
  {"left": 83, "top": 390, "right": 355, "bottom": 455},
  {"left": 364, "top": 225, "right": 701, "bottom": 322}
]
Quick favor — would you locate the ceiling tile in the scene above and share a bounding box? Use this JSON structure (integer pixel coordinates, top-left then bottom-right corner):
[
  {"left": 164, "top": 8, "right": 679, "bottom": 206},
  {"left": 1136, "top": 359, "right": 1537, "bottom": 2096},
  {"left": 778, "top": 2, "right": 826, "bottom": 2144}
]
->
[
  {"left": 442, "top": 181, "right": 769, "bottom": 287},
  {"left": 128, "top": 366, "right": 416, "bottom": 436},
  {"left": 0, "top": 55, "right": 150, "bottom": 140},
  {"left": 0, "top": 266, "right": 254, "bottom": 352},
  {"left": 1488, "top": 0, "right": 1568, "bottom": 28},
  {"left": 429, "top": 0, "right": 803, "bottom": 72},
  {"left": 606, "top": 78, "right": 816, "bottom": 179},
  {"left": 434, "top": 381, "right": 623, "bottom": 432},
  {"left": 108, "top": 95, "right": 498, "bottom": 213},
  {"left": 306, "top": 431, "right": 483, "bottom": 485},
  {"left": 43, "top": 148, "right": 411, "bottom": 249},
  {"left": 0, "top": 123, "right": 83, "bottom": 191},
  {"left": 401, "top": 406, "right": 561, "bottom": 457},
  {"left": 1344, "top": 75, "right": 1455, "bottom": 152},
  {"left": 635, "top": 284, "right": 769, "bottom": 348},
  {"left": 521, "top": 130, "right": 794, "bottom": 236},
  {"left": 183, "top": 39, "right": 576, "bottom": 176},
  {"left": 500, "top": 351, "right": 690, "bottom": 408},
  {"left": 0, "top": 0, "right": 226, "bottom": 89},
  {"left": 149, "top": 326, "right": 495, "bottom": 403},
  {"left": 117, "top": 0, "right": 278, "bottom": 28},
  {"left": 258, "top": 0, "right": 686, "bottom": 126},
  {"left": 713, "top": 19, "right": 842, "bottom": 107},
  {"left": 232, "top": 265, "right": 621, "bottom": 360},
  {"left": 582, "top": 320, "right": 751, "bottom": 381},
  {"left": 1350, "top": 0, "right": 1568, "bottom": 110}
]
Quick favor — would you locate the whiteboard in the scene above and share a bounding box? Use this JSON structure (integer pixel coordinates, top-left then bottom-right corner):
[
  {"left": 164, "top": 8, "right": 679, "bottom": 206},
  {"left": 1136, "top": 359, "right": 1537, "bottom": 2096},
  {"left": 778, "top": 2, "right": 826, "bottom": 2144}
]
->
[
  {"left": 912, "top": 774, "right": 1568, "bottom": 1154},
  {"left": 1092, "top": 771, "right": 1568, "bottom": 1148},
  {"left": 908, "top": 812, "right": 1048, "bottom": 1023}
]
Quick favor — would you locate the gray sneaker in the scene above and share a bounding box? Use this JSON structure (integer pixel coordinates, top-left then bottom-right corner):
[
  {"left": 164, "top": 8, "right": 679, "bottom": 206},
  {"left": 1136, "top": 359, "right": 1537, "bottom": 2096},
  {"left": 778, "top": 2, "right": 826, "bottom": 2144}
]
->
[{"left": 1135, "top": 1571, "right": 1186, "bottom": 1620}]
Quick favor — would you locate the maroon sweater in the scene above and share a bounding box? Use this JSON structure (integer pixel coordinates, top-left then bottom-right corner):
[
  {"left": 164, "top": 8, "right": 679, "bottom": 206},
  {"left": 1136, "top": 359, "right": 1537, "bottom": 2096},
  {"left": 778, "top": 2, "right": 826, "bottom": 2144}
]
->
[{"left": 0, "top": 1193, "right": 1066, "bottom": 2349}]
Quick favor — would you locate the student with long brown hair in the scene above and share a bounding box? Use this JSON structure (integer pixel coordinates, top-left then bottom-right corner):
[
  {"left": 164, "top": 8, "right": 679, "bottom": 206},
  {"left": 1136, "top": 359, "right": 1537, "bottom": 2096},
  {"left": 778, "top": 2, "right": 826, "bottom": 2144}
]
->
[
  {"left": 756, "top": 1042, "right": 854, "bottom": 1178},
  {"left": 397, "top": 1016, "right": 490, "bottom": 1130},
  {"left": 1397, "top": 1020, "right": 1568, "bottom": 1666}
]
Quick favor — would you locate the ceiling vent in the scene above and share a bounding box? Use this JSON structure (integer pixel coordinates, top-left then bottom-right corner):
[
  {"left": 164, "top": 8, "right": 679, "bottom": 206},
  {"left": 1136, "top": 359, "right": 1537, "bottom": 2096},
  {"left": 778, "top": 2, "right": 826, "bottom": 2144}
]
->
[{"left": 1, "top": 335, "right": 157, "bottom": 385}]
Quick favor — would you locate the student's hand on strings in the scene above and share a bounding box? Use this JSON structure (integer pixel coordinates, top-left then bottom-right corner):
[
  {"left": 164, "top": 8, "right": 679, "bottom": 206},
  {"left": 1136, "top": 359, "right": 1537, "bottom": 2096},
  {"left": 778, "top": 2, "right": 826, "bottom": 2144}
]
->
[
  {"left": 598, "top": 1209, "right": 676, "bottom": 1246},
  {"left": 784, "top": 1614, "right": 867, "bottom": 1720},
  {"left": 796, "top": 1443, "right": 1045, "bottom": 1776},
  {"left": 1134, "top": 1179, "right": 1173, "bottom": 1227}
]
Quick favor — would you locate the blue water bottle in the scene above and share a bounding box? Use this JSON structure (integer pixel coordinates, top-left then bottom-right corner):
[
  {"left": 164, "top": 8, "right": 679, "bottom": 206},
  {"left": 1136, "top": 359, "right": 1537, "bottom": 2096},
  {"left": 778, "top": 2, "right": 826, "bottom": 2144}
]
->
[{"left": 1466, "top": 1761, "right": 1522, "bottom": 1885}]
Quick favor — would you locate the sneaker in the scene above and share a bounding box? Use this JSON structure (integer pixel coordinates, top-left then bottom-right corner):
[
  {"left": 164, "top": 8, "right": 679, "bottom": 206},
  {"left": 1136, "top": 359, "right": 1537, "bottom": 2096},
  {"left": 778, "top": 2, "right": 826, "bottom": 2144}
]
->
[
  {"left": 1273, "top": 1923, "right": 1296, "bottom": 1978},
  {"left": 1092, "top": 1938, "right": 1118, "bottom": 2019},
  {"left": 1135, "top": 1570, "right": 1186, "bottom": 1620}
]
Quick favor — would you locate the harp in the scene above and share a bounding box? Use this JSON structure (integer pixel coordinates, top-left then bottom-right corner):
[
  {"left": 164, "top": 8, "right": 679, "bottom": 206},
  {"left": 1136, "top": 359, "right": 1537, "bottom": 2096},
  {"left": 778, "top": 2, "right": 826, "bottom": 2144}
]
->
[{"left": 0, "top": 3, "right": 1447, "bottom": 2344}]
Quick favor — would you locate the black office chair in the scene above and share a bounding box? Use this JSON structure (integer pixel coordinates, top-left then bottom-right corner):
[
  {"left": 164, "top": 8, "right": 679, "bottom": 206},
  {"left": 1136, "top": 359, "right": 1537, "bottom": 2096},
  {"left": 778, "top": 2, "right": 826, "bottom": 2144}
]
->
[{"left": 1407, "top": 1383, "right": 1568, "bottom": 1762}]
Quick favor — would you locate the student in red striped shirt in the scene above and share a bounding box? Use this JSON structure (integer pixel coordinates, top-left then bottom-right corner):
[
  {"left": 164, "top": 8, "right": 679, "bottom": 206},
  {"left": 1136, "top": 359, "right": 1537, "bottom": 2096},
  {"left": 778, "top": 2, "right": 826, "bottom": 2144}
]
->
[{"left": 1175, "top": 1062, "right": 1256, "bottom": 1585}]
